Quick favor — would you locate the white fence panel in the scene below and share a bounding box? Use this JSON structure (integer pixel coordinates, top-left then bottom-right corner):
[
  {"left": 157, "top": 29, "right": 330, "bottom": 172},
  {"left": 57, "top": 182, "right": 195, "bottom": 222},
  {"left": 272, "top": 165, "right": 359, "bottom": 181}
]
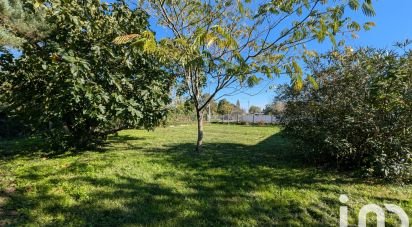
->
[{"left": 212, "top": 114, "right": 279, "bottom": 124}]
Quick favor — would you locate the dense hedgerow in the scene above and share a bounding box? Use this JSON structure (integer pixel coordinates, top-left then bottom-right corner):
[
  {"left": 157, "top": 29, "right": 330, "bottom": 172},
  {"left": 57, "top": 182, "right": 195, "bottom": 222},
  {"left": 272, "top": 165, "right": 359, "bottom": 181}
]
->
[{"left": 279, "top": 48, "right": 412, "bottom": 182}]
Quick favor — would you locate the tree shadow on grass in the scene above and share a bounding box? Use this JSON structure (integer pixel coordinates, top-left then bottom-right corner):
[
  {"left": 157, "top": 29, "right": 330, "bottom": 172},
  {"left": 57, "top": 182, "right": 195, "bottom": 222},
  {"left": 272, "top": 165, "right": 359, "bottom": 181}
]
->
[
  {"left": 0, "top": 133, "right": 147, "bottom": 161},
  {"left": 0, "top": 137, "right": 48, "bottom": 160},
  {"left": 0, "top": 137, "right": 99, "bottom": 160},
  {"left": 0, "top": 132, "right": 397, "bottom": 226}
]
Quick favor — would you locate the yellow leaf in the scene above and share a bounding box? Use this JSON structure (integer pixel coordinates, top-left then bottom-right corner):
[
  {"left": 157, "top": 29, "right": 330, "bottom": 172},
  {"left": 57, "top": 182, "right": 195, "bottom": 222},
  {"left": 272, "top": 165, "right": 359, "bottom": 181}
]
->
[
  {"left": 113, "top": 34, "right": 140, "bottom": 44},
  {"left": 34, "top": 0, "right": 43, "bottom": 8},
  {"left": 207, "top": 36, "right": 217, "bottom": 48}
]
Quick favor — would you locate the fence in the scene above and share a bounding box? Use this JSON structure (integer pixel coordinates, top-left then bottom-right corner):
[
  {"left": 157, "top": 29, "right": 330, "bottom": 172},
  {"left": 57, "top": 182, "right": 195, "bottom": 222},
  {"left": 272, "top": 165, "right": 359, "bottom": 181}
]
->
[
  {"left": 167, "top": 113, "right": 281, "bottom": 125},
  {"left": 211, "top": 114, "right": 280, "bottom": 124}
]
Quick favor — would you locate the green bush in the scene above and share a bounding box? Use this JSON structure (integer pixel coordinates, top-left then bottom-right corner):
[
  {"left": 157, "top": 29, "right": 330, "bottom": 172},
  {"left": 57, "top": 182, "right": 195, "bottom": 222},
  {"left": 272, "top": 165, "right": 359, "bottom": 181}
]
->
[{"left": 280, "top": 48, "right": 412, "bottom": 182}]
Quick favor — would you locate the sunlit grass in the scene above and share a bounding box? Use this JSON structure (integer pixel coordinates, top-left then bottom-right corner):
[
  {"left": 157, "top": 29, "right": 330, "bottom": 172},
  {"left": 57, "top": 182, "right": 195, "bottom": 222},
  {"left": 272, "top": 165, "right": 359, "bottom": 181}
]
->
[{"left": 0, "top": 124, "right": 411, "bottom": 226}]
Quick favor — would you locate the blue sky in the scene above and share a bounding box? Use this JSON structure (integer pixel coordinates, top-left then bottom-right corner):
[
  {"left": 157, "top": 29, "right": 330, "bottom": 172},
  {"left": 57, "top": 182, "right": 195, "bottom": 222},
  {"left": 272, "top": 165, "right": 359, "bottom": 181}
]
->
[
  {"left": 229, "top": 0, "right": 412, "bottom": 109},
  {"left": 86, "top": 1, "right": 412, "bottom": 109},
  {"left": 131, "top": 0, "right": 412, "bottom": 109}
]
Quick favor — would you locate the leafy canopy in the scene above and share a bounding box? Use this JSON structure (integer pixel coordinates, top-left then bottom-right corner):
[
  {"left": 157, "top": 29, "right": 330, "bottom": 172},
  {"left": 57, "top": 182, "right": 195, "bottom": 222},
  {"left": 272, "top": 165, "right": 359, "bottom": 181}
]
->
[
  {"left": 0, "top": 0, "right": 172, "bottom": 149},
  {"left": 115, "top": 0, "right": 376, "bottom": 96}
]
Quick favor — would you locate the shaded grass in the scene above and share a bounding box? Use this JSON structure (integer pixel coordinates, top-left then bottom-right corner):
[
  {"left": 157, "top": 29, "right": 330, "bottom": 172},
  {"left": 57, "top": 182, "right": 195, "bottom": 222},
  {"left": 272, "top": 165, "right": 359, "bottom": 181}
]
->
[{"left": 0, "top": 124, "right": 411, "bottom": 226}]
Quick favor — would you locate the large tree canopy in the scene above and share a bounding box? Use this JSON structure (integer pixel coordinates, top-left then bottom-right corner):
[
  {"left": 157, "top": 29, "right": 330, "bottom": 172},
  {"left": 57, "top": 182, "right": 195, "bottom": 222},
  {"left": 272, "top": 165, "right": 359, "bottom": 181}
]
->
[
  {"left": 115, "top": 0, "right": 375, "bottom": 151},
  {"left": 0, "top": 0, "right": 172, "bottom": 149},
  {"left": 0, "top": 0, "right": 50, "bottom": 48}
]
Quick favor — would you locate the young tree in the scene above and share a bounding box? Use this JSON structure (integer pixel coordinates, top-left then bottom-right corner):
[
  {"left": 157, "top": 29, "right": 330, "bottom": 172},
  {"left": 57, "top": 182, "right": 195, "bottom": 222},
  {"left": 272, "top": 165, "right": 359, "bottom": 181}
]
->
[
  {"left": 115, "top": 0, "right": 375, "bottom": 152},
  {"left": 0, "top": 0, "right": 49, "bottom": 48}
]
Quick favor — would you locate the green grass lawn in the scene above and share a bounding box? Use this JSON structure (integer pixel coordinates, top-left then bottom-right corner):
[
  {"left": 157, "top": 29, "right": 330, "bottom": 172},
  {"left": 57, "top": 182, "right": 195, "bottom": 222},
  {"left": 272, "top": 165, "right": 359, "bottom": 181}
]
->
[{"left": 0, "top": 124, "right": 411, "bottom": 226}]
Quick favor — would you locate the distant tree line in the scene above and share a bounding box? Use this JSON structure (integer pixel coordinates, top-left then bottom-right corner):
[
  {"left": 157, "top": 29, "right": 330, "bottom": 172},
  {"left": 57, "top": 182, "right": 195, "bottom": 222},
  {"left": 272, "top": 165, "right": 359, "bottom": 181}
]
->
[
  {"left": 216, "top": 99, "right": 243, "bottom": 116},
  {"left": 168, "top": 96, "right": 248, "bottom": 124}
]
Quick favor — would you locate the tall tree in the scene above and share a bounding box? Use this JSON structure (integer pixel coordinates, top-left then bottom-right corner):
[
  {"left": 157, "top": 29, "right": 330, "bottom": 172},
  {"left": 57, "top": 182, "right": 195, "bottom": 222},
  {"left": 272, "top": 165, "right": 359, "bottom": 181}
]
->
[
  {"left": 0, "top": 0, "right": 49, "bottom": 48},
  {"left": 0, "top": 0, "right": 172, "bottom": 149},
  {"left": 236, "top": 100, "right": 241, "bottom": 110},
  {"left": 115, "top": 0, "right": 375, "bottom": 152},
  {"left": 232, "top": 99, "right": 244, "bottom": 115}
]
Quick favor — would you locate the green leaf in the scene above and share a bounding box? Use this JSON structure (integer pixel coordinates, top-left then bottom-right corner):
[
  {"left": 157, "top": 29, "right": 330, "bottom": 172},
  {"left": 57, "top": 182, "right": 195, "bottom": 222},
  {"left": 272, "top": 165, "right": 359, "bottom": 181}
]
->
[
  {"left": 238, "top": 0, "right": 245, "bottom": 15},
  {"left": 348, "top": 21, "right": 361, "bottom": 31},
  {"left": 307, "top": 75, "right": 319, "bottom": 90},
  {"left": 292, "top": 60, "right": 302, "bottom": 76},
  {"left": 349, "top": 0, "right": 359, "bottom": 10},
  {"left": 292, "top": 75, "right": 303, "bottom": 92},
  {"left": 363, "top": 21, "right": 376, "bottom": 31},
  {"left": 247, "top": 75, "right": 261, "bottom": 87},
  {"left": 362, "top": 2, "right": 375, "bottom": 16}
]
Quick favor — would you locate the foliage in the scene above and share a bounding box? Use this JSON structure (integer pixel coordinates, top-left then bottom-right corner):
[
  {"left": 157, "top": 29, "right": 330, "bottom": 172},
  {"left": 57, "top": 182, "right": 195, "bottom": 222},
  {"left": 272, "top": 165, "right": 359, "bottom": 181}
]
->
[
  {"left": 0, "top": 0, "right": 50, "bottom": 48},
  {"left": 167, "top": 94, "right": 219, "bottom": 125},
  {"left": 263, "top": 101, "right": 286, "bottom": 116},
  {"left": 115, "top": 0, "right": 376, "bottom": 151},
  {"left": 0, "top": 49, "right": 29, "bottom": 138},
  {"left": 280, "top": 48, "right": 412, "bottom": 182},
  {"left": 166, "top": 97, "right": 196, "bottom": 124},
  {"left": 248, "top": 105, "right": 262, "bottom": 114},
  {"left": 0, "top": 102, "right": 29, "bottom": 138},
  {"left": 1, "top": 125, "right": 411, "bottom": 226},
  {"left": 0, "top": 0, "right": 172, "bottom": 149},
  {"left": 217, "top": 99, "right": 234, "bottom": 115},
  {"left": 232, "top": 99, "right": 244, "bottom": 115}
]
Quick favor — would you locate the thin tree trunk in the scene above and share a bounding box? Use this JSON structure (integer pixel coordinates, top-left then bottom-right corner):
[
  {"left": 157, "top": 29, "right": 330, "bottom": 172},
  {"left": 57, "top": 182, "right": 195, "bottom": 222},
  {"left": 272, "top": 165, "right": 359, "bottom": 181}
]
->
[{"left": 196, "top": 110, "right": 204, "bottom": 152}]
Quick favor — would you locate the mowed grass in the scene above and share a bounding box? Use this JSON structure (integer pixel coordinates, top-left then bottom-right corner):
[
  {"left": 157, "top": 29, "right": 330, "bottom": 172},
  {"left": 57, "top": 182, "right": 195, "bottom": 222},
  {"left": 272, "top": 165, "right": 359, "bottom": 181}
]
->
[{"left": 0, "top": 124, "right": 411, "bottom": 226}]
